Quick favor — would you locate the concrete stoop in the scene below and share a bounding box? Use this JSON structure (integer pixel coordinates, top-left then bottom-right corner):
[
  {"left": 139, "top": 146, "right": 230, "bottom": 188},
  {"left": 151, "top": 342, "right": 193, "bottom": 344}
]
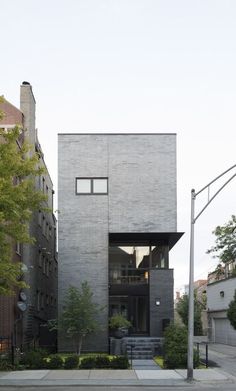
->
[{"left": 122, "top": 337, "right": 163, "bottom": 359}]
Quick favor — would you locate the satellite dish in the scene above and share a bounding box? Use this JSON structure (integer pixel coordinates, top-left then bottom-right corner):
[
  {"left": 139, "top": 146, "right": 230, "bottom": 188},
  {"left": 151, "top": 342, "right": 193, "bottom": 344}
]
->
[
  {"left": 17, "top": 301, "right": 27, "bottom": 312},
  {"left": 21, "top": 264, "right": 28, "bottom": 273},
  {"left": 19, "top": 291, "right": 27, "bottom": 302}
]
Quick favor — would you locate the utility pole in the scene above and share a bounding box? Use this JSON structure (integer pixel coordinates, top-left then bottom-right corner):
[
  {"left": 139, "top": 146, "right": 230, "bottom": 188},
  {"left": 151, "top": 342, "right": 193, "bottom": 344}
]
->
[{"left": 187, "top": 164, "right": 236, "bottom": 381}]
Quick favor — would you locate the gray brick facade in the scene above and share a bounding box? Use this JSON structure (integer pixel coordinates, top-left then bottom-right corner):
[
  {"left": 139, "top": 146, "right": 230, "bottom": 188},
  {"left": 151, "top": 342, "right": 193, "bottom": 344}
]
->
[
  {"left": 149, "top": 269, "right": 174, "bottom": 336},
  {"left": 58, "top": 133, "right": 179, "bottom": 352}
]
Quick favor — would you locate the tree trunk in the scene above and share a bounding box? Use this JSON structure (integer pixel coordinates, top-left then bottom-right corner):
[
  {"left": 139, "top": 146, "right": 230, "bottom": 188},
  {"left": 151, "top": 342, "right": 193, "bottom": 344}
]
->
[{"left": 76, "top": 336, "right": 83, "bottom": 355}]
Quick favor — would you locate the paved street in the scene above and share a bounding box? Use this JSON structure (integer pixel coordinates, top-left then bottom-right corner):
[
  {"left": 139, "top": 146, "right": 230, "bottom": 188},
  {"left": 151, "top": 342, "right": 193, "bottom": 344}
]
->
[
  {"left": 199, "top": 343, "right": 236, "bottom": 377},
  {"left": 1, "top": 386, "right": 236, "bottom": 391}
]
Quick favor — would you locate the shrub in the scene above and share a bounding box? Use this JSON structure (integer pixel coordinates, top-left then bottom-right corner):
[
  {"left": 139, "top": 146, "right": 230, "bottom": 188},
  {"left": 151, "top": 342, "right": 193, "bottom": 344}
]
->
[
  {"left": 163, "top": 323, "right": 199, "bottom": 369},
  {"left": 111, "top": 355, "right": 129, "bottom": 369},
  {"left": 0, "top": 357, "right": 14, "bottom": 371},
  {"left": 64, "top": 354, "right": 80, "bottom": 369},
  {"left": 20, "top": 349, "right": 47, "bottom": 369},
  {"left": 48, "top": 354, "right": 64, "bottom": 369},
  {"left": 95, "top": 355, "right": 111, "bottom": 368},
  {"left": 79, "top": 356, "right": 96, "bottom": 369},
  {"left": 109, "top": 314, "right": 132, "bottom": 330},
  {"left": 79, "top": 354, "right": 129, "bottom": 369},
  {"left": 163, "top": 323, "right": 188, "bottom": 369},
  {"left": 227, "top": 289, "right": 236, "bottom": 329}
]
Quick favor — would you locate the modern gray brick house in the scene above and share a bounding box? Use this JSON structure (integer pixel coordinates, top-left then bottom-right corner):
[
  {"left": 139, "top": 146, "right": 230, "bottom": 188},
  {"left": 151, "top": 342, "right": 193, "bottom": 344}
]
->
[{"left": 58, "top": 133, "right": 183, "bottom": 353}]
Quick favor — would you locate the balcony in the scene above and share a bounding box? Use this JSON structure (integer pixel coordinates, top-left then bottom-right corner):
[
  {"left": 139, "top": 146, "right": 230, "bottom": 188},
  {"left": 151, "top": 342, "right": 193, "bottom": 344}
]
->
[{"left": 109, "top": 268, "right": 149, "bottom": 285}]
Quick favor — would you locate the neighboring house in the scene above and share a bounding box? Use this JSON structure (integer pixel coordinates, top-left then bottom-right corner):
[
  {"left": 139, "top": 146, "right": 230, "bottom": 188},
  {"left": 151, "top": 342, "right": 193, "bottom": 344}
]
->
[
  {"left": 208, "top": 261, "right": 236, "bottom": 284},
  {"left": 58, "top": 133, "right": 183, "bottom": 353},
  {"left": 207, "top": 273, "right": 236, "bottom": 345},
  {"left": 0, "top": 83, "right": 58, "bottom": 350}
]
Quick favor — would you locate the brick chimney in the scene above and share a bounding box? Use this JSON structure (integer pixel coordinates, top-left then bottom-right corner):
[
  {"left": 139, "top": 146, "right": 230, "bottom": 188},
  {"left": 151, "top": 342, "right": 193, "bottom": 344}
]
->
[{"left": 20, "top": 81, "right": 36, "bottom": 146}]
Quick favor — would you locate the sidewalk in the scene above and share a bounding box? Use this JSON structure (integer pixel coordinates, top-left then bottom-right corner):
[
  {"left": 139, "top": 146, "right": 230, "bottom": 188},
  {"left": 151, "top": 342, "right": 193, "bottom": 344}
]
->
[{"left": 0, "top": 367, "right": 235, "bottom": 387}]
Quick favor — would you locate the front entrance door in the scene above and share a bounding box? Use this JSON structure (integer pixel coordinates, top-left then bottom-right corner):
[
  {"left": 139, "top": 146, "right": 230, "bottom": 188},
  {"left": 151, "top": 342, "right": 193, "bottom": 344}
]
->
[{"left": 129, "top": 296, "right": 148, "bottom": 335}]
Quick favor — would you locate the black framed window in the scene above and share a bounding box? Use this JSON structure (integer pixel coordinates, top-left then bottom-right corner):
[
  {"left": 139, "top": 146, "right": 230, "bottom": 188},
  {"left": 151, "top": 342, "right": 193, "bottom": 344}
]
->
[{"left": 76, "top": 177, "right": 108, "bottom": 195}]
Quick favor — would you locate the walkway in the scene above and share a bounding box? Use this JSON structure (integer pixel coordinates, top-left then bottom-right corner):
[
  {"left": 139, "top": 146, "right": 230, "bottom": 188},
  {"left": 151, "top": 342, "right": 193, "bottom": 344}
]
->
[
  {"left": 0, "top": 367, "right": 234, "bottom": 387},
  {"left": 131, "top": 359, "right": 161, "bottom": 370}
]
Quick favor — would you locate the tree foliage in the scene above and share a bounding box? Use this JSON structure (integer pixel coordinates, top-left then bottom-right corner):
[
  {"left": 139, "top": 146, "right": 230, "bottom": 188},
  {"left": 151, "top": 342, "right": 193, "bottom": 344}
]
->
[
  {"left": 176, "top": 292, "right": 203, "bottom": 335},
  {"left": 207, "top": 215, "right": 236, "bottom": 264},
  {"left": 227, "top": 290, "right": 236, "bottom": 330},
  {"left": 0, "top": 96, "right": 4, "bottom": 120},
  {"left": 0, "top": 123, "right": 46, "bottom": 295},
  {"left": 58, "top": 282, "right": 103, "bottom": 354}
]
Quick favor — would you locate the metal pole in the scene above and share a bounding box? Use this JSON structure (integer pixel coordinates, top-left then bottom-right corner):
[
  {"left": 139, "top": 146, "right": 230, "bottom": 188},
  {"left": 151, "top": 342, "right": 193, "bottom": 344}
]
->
[
  {"left": 206, "top": 343, "right": 208, "bottom": 368},
  {"left": 11, "top": 332, "right": 14, "bottom": 366},
  {"left": 131, "top": 344, "right": 133, "bottom": 369},
  {"left": 186, "top": 165, "right": 236, "bottom": 381},
  {"left": 187, "top": 189, "right": 195, "bottom": 381}
]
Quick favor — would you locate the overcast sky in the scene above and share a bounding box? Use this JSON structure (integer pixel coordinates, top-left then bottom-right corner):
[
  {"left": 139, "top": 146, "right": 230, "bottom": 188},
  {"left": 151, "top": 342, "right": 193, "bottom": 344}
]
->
[{"left": 1, "top": 0, "right": 236, "bottom": 291}]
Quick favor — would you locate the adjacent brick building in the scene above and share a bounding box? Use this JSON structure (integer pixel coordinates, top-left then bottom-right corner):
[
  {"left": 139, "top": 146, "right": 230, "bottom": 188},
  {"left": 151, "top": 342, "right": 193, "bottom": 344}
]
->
[{"left": 0, "top": 83, "right": 57, "bottom": 349}]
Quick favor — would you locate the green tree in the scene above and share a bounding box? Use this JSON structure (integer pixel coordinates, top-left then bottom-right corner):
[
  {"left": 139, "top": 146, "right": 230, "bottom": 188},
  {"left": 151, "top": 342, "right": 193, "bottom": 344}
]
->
[
  {"left": 207, "top": 215, "right": 236, "bottom": 264},
  {"left": 0, "top": 96, "right": 4, "bottom": 120},
  {"left": 227, "top": 290, "right": 236, "bottom": 330},
  {"left": 58, "top": 282, "right": 103, "bottom": 354},
  {"left": 0, "top": 123, "right": 45, "bottom": 295},
  {"left": 176, "top": 292, "right": 203, "bottom": 335}
]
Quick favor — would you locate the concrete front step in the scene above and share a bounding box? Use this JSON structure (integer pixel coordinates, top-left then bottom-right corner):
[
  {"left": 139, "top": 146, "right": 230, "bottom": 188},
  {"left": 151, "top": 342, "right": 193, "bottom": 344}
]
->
[
  {"left": 123, "top": 337, "right": 163, "bottom": 359},
  {"left": 110, "top": 336, "right": 164, "bottom": 356},
  {"left": 128, "top": 354, "right": 154, "bottom": 359},
  {"left": 126, "top": 345, "right": 152, "bottom": 352}
]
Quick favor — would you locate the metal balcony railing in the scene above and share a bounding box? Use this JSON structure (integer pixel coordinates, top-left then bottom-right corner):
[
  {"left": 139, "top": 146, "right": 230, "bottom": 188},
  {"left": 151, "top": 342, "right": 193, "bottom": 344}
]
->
[{"left": 109, "top": 268, "right": 149, "bottom": 285}]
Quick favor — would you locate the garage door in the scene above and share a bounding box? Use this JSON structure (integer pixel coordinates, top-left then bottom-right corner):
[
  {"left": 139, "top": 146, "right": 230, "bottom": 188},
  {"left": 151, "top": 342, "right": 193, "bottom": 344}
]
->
[{"left": 214, "top": 318, "right": 236, "bottom": 345}]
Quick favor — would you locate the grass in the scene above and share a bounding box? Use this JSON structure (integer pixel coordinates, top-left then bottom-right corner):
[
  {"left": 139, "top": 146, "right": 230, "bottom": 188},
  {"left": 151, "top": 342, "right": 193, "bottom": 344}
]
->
[
  {"left": 154, "top": 356, "right": 207, "bottom": 369},
  {"left": 60, "top": 353, "right": 115, "bottom": 358},
  {"left": 154, "top": 356, "right": 164, "bottom": 368}
]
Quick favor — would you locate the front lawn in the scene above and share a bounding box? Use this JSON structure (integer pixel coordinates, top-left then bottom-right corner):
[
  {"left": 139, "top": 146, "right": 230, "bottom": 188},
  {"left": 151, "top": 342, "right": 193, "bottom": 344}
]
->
[{"left": 154, "top": 355, "right": 207, "bottom": 369}]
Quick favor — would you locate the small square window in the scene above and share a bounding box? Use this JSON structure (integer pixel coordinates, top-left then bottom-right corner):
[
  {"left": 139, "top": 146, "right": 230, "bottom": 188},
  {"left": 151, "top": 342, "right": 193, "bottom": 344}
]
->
[
  {"left": 93, "top": 179, "right": 108, "bottom": 194},
  {"left": 76, "top": 178, "right": 108, "bottom": 195},
  {"left": 76, "top": 179, "right": 91, "bottom": 194}
]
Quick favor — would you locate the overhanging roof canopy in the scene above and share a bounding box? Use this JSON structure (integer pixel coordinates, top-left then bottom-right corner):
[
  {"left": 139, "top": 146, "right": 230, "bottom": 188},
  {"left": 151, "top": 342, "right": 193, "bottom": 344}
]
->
[{"left": 109, "top": 232, "right": 184, "bottom": 250}]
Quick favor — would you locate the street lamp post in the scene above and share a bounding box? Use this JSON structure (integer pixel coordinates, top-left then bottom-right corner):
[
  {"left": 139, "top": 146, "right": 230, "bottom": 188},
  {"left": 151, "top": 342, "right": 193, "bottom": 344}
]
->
[{"left": 187, "top": 164, "right": 236, "bottom": 382}]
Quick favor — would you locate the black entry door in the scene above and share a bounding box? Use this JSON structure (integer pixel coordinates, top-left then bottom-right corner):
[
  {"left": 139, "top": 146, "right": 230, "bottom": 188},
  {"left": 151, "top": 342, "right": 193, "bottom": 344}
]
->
[{"left": 129, "top": 296, "right": 149, "bottom": 334}]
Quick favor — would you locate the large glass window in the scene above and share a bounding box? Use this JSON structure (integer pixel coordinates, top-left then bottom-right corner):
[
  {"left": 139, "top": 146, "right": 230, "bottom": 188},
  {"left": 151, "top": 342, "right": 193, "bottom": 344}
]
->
[{"left": 109, "top": 244, "right": 169, "bottom": 285}]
